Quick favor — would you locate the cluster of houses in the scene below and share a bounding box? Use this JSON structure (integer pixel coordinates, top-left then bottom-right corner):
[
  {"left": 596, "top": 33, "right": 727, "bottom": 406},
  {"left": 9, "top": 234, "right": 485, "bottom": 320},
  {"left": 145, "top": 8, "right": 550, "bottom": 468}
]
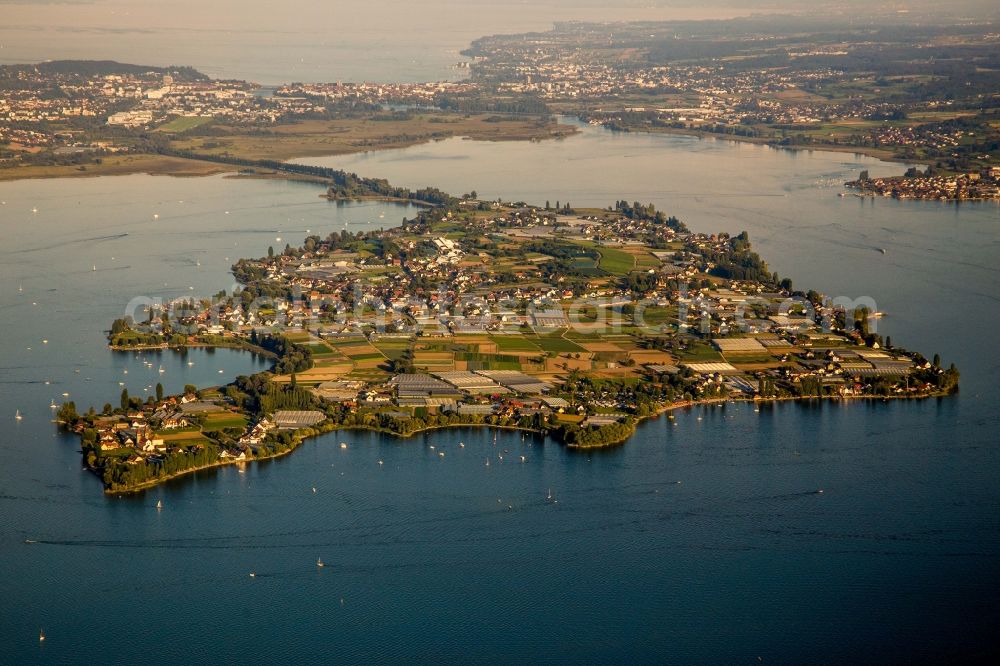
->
[
  {"left": 275, "top": 81, "right": 479, "bottom": 106},
  {"left": 1, "top": 67, "right": 335, "bottom": 152},
  {"left": 850, "top": 168, "right": 1000, "bottom": 201},
  {"left": 83, "top": 393, "right": 276, "bottom": 466}
]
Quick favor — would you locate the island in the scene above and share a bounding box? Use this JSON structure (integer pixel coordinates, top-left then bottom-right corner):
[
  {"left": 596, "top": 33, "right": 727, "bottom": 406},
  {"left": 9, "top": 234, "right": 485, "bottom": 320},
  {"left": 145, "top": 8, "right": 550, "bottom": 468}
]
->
[{"left": 58, "top": 185, "right": 959, "bottom": 493}]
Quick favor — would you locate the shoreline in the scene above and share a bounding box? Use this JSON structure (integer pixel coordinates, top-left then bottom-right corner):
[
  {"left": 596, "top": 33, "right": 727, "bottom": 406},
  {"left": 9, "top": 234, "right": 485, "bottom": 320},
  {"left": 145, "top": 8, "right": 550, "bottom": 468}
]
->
[
  {"left": 0, "top": 120, "right": 923, "bottom": 186},
  {"left": 585, "top": 122, "right": 920, "bottom": 166},
  {"left": 0, "top": 120, "right": 579, "bottom": 184},
  {"left": 97, "top": 390, "right": 950, "bottom": 493}
]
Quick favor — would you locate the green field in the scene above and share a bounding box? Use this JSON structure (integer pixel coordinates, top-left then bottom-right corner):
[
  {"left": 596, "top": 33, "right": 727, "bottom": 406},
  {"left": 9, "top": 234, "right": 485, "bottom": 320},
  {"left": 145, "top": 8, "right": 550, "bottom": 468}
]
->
[
  {"left": 373, "top": 341, "right": 410, "bottom": 361},
  {"left": 597, "top": 247, "right": 636, "bottom": 275},
  {"left": 201, "top": 413, "right": 248, "bottom": 431},
  {"left": 349, "top": 352, "right": 386, "bottom": 362},
  {"left": 634, "top": 252, "right": 662, "bottom": 270},
  {"left": 678, "top": 342, "right": 724, "bottom": 362},
  {"left": 306, "top": 343, "right": 337, "bottom": 357},
  {"left": 157, "top": 116, "right": 213, "bottom": 133},
  {"left": 459, "top": 355, "right": 523, "bottom": 371},
  {"left": 537, "top": 335, "right": 586, "bottom": 353},
  {"left": 641, "top": 306, "right": 675, "bottom": 326},
  {"left": 570, "top": 256, "right": 603, "bottom": 276},
  {"left": 490, "top": 336, "right": 541, "bottom": 352}
]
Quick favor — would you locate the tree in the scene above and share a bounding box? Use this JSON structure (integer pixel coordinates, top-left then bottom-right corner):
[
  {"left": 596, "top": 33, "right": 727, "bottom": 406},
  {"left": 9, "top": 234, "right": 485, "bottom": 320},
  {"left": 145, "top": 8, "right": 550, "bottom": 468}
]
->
[
  {"left": 120, "top": 388, "right": 129, "bottom": 411},
  {"left": 268, "top": 246, "right": 274, "bottom": 258},
  {"left": 156, "top": 382, "right": 164, "bottom": 401},
  {"left": 110, "top": 318, "right": 132, "bottom": 335},
  {"left": 56, "top": 401, "right": 78, "bottom": 424},
  {"left": 933, "top": 353, "right": 941, "bottom": 368},
  {"left": 184, "top": 384, "right": 197, "bottom": 396}
]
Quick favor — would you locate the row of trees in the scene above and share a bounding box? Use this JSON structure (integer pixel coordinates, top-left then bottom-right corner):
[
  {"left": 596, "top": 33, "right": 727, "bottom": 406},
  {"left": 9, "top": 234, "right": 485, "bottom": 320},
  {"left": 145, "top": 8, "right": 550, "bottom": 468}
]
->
[{"left": 557, "top": 420, "right": 636, "bottom": 448}]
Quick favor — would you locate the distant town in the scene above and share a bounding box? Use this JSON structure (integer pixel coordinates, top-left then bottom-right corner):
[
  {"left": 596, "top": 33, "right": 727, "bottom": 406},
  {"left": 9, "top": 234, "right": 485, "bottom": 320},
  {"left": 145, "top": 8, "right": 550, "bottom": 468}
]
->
[
  {"left": 59, "top": 190, "right": 959, "bottom": 492},
  {"left": 2, "top": 14, "right": 998, "bottom": 197}
]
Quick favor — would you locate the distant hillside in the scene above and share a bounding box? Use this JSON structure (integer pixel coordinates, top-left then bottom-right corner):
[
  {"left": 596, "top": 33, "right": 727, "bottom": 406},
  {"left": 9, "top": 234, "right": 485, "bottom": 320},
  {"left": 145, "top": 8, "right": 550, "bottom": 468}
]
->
[{"left": 2, "top": 60, "right": 207, "bottom": 80}]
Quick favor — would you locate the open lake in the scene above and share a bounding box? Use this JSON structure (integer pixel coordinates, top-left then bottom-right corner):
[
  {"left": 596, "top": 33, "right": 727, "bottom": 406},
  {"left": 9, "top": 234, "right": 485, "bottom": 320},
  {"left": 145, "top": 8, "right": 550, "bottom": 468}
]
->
[{"left": 1, "top": 123, "right": 998, "bottom": 663}]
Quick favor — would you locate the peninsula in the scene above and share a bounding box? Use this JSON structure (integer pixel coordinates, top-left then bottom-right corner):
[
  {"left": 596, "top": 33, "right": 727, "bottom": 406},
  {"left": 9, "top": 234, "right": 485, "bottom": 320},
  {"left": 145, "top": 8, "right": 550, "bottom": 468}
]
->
[{"left": 60, "top": 186, "right": 958, "bottom": 493}]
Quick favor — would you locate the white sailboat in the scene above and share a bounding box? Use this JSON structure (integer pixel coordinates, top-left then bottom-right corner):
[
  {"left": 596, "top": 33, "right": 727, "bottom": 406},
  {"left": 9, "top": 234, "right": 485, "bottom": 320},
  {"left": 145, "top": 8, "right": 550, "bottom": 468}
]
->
[
  {"left": 316, "top": 558, "right": 325, "bottom": 568},
  {"left": 156, "top": 500, "right": 162, "bottom": 510},
  {"left": 15, "top": 410, "right": 23, "bottom": 421}
]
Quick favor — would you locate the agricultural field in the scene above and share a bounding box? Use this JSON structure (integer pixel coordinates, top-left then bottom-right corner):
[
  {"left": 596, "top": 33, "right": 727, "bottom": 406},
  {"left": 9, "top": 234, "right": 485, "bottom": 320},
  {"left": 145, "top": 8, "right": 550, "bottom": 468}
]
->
[
  {"left": 156, "top": 115, "right": 213, "bottom": 133},
  {"left": 201, "top": 412, "right": 248, "bottom": 431},
  {"left": 158, "top": 432, "right": 213, "bottom": 446},
  {"left": 536, "top": 334, "right": 586, "bottom": 354},
  {"left": 490, "top": 336, "right": 541, "bottom": 353},
  {"left": 596, "top": 246, "right": 637, "bottom": 275}
]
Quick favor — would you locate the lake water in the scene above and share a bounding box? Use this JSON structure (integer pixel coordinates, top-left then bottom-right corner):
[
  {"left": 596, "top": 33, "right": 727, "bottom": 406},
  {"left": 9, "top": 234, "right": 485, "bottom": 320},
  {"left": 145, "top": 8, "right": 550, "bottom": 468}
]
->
[{"left": 2, "top": 124, "right": 999, "bottom": 663}]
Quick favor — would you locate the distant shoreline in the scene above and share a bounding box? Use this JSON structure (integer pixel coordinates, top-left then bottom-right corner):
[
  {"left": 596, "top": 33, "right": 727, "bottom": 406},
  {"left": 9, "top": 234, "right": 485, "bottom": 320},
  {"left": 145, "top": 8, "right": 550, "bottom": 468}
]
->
[
  {"left": 0, "top": 117, "right": 578, "bottom": 184},
  {"left": 0, "top": 120, "right": 922, "bottom": 186}
]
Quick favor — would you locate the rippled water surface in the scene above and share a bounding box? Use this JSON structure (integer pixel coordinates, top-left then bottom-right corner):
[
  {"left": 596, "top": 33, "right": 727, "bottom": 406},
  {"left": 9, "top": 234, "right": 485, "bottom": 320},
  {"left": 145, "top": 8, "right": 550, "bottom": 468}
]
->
[{"left": 2, "top": 126, "right": 999, "bottom": 663}]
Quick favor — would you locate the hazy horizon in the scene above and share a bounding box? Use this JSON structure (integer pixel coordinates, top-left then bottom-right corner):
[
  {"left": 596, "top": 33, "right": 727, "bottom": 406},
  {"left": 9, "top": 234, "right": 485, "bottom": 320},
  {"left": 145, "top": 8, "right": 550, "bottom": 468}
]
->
[{"left": 2, "top": 0, "right": 997, "bottom": 84}]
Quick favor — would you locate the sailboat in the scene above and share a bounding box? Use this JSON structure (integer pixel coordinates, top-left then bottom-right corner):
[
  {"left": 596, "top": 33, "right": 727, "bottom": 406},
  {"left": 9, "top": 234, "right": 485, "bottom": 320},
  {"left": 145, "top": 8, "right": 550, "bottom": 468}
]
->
[
  {"left": 547, "top": 488, "right": 553, "bottom": 501},
  {"left": 156, "top": 500, "right": 162, "bottom": 510},
  {"left": 50, "top": 400, "right": 57, "bottom": 410},
  {"left": 316, "top": 558, "right": 325, "bottom": 568},
  {"left": 15, "top": 410, "right": 22, "bottom": 421},
  {"left": 39, "top": 630, "right": 45, "bottom": 642}
]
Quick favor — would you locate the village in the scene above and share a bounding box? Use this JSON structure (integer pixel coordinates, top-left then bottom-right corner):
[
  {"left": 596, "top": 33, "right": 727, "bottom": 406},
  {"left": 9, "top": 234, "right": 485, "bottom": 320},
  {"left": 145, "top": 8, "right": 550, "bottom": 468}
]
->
[{"left": 847, "top": 166, "right": 1000, "bottom": 201}]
